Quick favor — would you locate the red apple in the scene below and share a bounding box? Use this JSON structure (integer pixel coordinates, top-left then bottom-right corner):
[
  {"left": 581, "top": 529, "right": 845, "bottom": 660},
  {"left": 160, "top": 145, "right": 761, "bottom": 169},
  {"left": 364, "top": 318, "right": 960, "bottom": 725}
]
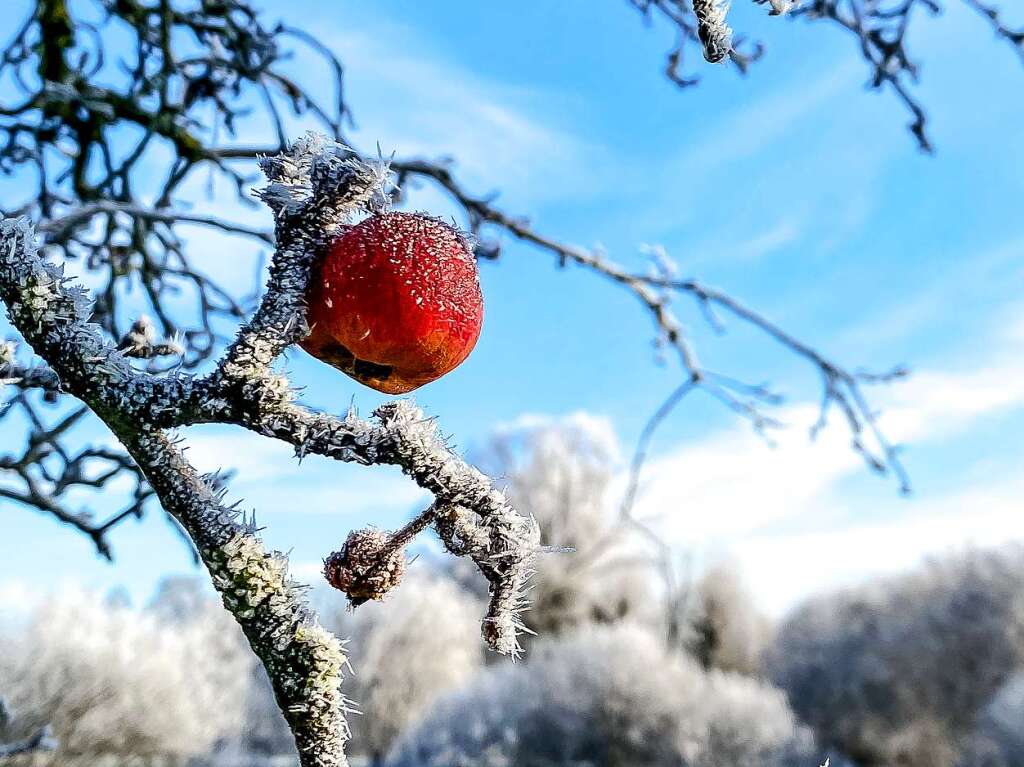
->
[{"left": 300, "top": 212, "right": 483, "bottom": 394}]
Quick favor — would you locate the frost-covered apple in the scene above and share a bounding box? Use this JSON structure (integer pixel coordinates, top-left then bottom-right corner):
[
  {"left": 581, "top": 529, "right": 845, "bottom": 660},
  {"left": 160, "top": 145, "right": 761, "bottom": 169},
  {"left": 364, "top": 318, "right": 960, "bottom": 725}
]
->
[{"left": 301, "top": 212, "right": 484, "bottom": 394}]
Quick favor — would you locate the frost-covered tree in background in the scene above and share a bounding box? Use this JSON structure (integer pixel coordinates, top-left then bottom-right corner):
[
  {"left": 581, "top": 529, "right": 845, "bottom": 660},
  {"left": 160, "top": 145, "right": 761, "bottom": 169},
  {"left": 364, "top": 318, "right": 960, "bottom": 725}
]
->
[
  {"left": 1, "top": 0, "right": 1022, "bottom": 764},
  {"left": 768, "top": 546, "right": 1024, "bottom": 767},
  {"left": 0, "top": 586, "right": 251, "bottom": 765},
  {"left": 386, "top": 622, "right": 816, "bottom": 767},
  {"left": 474, "top": 416, "right": 775, "bottom": 668}
]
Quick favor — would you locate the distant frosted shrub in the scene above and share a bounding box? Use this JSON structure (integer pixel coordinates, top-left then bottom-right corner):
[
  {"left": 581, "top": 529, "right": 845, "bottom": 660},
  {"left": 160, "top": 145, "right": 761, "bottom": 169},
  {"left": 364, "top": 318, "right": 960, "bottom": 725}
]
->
[
  {"left": 768, "top": 546, "right": 1024, "bottom": 767},
  {"left": 386, "top": 623, "right": 816, "bottom": 767},
  {"left": 0, "top": 584, "right": 251, "bottom": 765},
  {"left": 328, "top": 574, "right": 484, "bottom": 763},
  {"left": 683, "top": 561, "right": 774, "bottom": 676}
]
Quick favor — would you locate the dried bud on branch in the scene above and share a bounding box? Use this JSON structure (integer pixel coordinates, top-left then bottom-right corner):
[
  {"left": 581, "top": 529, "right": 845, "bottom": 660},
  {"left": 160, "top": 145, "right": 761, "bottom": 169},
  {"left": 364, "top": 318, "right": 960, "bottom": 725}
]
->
[{"left": 324, "top": 528, "right": 407, "bottom": 605}]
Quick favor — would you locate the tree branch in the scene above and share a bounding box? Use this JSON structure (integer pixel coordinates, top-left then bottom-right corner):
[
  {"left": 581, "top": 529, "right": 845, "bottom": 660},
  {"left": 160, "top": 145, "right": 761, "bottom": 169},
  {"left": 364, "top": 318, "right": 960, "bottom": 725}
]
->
[
  {"left": 961, "top": 0, "right": 1024, "bottom": 63},
  {"left": 0, "top": 135, "right": 542, "bottom": 764},
  {"left": 39, "top": 201, "right": 274, "bottom": 246}
]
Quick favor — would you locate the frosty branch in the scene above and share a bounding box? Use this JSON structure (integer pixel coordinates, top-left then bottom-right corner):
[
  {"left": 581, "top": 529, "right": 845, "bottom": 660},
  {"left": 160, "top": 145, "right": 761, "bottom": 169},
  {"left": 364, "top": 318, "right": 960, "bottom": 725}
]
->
[
  {"left": 0, "top": 0, "right": 333, "bottom": 547},
  {"left": 0, "top": 136, "right": 545, "bottom": 766},
  {"left": 0, "top": 130, "right": 913, "bottom": 763}
]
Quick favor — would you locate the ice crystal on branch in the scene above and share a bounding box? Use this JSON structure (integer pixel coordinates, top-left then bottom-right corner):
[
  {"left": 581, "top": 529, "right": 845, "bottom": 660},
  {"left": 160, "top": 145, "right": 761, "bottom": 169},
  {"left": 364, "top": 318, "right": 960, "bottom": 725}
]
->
[
  {"left": 694, "top": 0, "right": 735, "bottom": 62},
  {"left": 117, "top": 316, "right": 185, "bottom": 360},
  {"left": 257, "top": 132, "right": 393, "bottom": 225}
]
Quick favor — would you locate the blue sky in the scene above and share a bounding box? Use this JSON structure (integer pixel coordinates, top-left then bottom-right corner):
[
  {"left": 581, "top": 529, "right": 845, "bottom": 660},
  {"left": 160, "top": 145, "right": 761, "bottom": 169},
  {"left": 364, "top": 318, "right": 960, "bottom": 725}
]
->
[{"left": 2, "top": 0, "right": 1024, "bottom": 618}]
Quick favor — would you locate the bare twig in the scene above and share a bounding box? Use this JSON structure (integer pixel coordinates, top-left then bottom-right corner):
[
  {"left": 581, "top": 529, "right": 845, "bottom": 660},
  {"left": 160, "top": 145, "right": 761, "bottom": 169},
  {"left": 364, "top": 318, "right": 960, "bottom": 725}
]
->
[
  {"left": 620, "top": 378, "right": 700, "bottom": 520},
  {"left": 39, "top": 201, "right": 274, "bottom": 245},
  {"left": 961, "top": 0, "right": 1024, "bottom": 63},
  {"left": 0, "top": 0, "right": 323, "bottom": 547}
]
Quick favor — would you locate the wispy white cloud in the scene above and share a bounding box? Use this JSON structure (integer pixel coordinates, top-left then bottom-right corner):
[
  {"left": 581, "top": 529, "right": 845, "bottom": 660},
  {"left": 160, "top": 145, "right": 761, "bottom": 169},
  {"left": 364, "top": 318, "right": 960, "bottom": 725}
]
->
[
  {"left": 433, "top": 309, "right": 1024, "bottom": 618},
  {"left": 729, "top": 219, "right": 805, "bottom": 262},
  {"left": 832, "top": 235, "right": 1024, "bottom": 349},
  {"left": 319, "top": 21, "right": 608, "bottom": 208},
  {"left": 629, "top": 59, "right": 898, "bottom": 260},
  {"left": 671, "top": 61, "right": 865, "bottom": 172}
]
